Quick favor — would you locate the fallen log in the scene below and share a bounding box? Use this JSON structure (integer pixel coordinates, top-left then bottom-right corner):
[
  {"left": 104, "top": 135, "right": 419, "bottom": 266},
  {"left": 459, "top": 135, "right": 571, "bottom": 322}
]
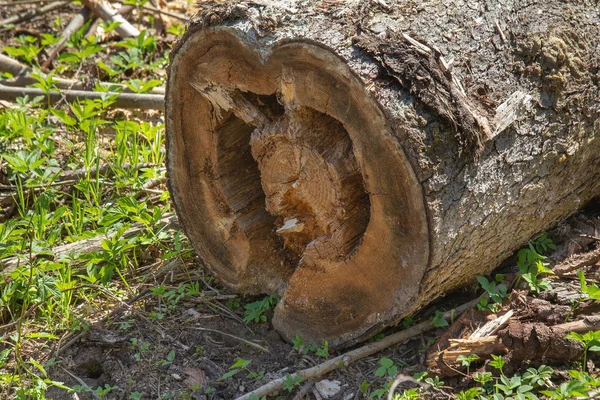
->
[{"left": 165, "top": 1, "right": 600, "bottom": 347}]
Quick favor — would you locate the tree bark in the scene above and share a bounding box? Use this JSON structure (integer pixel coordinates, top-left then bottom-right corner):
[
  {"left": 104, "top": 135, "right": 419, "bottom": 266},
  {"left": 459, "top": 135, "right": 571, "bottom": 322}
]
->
[{"left": 165, "top": 0, "right": 600, "bottom": 347}]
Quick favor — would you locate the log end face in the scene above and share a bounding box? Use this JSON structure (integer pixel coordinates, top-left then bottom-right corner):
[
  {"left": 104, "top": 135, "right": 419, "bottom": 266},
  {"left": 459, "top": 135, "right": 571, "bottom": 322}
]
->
[{"left": 166, "top": 27, "right": 429, "bottom": 346}]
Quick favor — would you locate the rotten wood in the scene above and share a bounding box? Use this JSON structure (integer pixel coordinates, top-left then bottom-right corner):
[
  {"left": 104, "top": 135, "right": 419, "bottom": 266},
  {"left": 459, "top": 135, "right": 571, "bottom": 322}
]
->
[
  {"left": 428, "top": 315, "right": 600, "bottom": 370},
  {"left": 166, "top": 0, "right": 600, "bottom": 347},
  {"left": 553, "top": 245, "right": 600, "bottom": 275},
  {"left": 0, "top": 85, "right": 164, "bottom": 109}
]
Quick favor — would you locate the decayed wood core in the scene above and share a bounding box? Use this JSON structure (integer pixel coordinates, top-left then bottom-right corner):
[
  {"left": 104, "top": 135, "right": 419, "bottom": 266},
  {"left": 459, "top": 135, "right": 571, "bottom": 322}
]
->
[
  {"left": 166, "top": 29, "right": 429, "bottom": 346},
  {"left": 250, "top": 107, "right": 370, "bottom": 264}
]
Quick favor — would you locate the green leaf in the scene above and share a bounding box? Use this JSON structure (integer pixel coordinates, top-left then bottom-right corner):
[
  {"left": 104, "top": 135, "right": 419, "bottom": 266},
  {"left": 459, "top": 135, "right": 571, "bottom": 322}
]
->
[
  {"left": 230, "top": 358, "right": 251, "bottom": 370},
  {"left": 217, "top": 369, "right": 240, "bottom": 381},
  {"left": 58, "top": 52, "right": 81, "bottom": 64},
  {"left": 379, "top": 357, "right": 393, "bottom": 368}
]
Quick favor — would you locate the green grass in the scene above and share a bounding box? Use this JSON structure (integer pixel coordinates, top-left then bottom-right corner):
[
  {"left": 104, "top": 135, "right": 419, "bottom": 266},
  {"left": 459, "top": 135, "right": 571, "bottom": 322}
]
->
[{"left": 0, "top": 21, "right": 189, "bottom": 398}]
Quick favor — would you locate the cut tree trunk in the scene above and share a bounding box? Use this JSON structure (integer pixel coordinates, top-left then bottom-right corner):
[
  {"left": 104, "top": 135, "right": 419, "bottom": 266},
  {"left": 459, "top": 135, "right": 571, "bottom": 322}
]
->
[{"left": 165, "top": 0, "right": 600, "bottom": 347}]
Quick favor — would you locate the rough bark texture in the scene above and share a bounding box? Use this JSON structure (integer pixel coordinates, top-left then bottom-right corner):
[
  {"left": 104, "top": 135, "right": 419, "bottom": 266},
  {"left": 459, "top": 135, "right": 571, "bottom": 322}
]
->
[{"left": 165, "top": 0, "right": 600, "bottom": 347}]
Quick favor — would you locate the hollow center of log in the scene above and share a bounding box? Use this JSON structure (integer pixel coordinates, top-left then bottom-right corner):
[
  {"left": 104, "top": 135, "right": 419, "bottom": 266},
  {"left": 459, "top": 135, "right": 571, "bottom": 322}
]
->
[{"left": 250, "top": 107, "right": 370, "bottom": 262}]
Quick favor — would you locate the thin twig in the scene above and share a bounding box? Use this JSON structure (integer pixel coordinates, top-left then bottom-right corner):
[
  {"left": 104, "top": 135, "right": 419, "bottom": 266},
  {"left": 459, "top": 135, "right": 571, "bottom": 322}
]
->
[
  {"left": 189, "top": 326, "right": 270, "bottom": 353},
  {"left": 235, "top": 300, "right": 478, "bottom": 400}
]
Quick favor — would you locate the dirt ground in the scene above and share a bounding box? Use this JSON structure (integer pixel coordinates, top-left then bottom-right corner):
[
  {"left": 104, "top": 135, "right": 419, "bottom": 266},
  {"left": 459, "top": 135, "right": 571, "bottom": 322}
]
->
[{"left": 41, "top": 202, "right": 600, "bottom": 399}]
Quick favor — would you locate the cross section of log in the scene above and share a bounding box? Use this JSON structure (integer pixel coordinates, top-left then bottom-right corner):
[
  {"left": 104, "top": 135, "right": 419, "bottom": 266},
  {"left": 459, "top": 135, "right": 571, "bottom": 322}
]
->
[{"left": 165, "top": 1, "right": 600, "bottom": 347}]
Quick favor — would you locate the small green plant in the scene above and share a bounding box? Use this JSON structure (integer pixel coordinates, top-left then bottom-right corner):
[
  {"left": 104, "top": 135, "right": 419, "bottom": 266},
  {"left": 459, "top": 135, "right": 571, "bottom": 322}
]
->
[
  {"left": 130, "top": 338, "right": 151, "bottom": 362},
  {"left": 489, "top": 354, "right": 506, "bottom": 375},
  {"left": 578, "top": 270, "right": 600, "bottom": 300},
  {"left": 282, "top": 374, "right": 304, "bottom": 392},
  {"left": 156, "top": 349, "right": 175, "bottom": 366},
  {"left": 565, "top": 330, "right": 600, "bottom": 371},
  {"left": 430, "top": 310, "right": 449, "bottom": 328},
  {"left": 516, "top": 234, "right": 555, "bottom": 294},
  {"left": 456, "top": 353, "right": 480, "bottom": 375},
  {"left": 292, "top": 335, "right": 329, "bottom": 359},
  {"left": 392, "top": 388, "right": 420, "bottom": 400},
  {"left": 455, "top": 387, "right": 483, "bottom": 400},
  {"left": 522, "top": 365, "right": 554, "bottom": 388},
  {"left": 495, "top": 375, "right": 536, "bottom": 399},
  {"left": 217, "top": 358, "right": 264, "bottom": 381},
  {"left": 476, "top": 275, "right": 508, "bottom": 312},
  {"left": 243, "top": 295, "right": 279, "bottom": 323},
  {"left": 375, "top": 357, "right": 398, "bottom": 378}
]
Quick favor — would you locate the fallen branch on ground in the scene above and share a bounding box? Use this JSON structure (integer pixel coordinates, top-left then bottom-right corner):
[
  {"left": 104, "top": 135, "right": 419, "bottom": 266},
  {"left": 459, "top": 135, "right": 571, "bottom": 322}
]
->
[
  {"left": 235, "top": 300, "right": 478, "bottom": 400},
  {"left": 81, "top": 0, "right": 139, "bottom": 38},
  {"left": 0, "top": 85, "right": 164, "bottom": 109},
  {"left": 42, "top": 7, "right": 91, "bottom": 69},
  {"left": 0, "top": 54, "right": 165, "bottom": 94},
  {"left": 0, "top": 0, "right": 67, "bottom": 26},
  {"left": 1, "top": 213, "right": 179, "bottom": 274},
  {"left": 113, "top": 0, "right": 188, "bottom": 21}
]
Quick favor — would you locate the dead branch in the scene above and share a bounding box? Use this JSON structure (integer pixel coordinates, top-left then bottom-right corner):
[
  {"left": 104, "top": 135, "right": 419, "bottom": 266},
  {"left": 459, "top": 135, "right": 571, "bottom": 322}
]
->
[
  {"left": 42, "top": 7, "right": 92, "bottom": 70},
  {"left": 0, "top": 54, "right": 165, "bottom": 94},
  {"left": 84, "top": 3, "right": 134, "bottom": 40},
  {"left": 234, "top": 300, "right": 478, "bottom": 400},
  {"left": 553, "top": 245, "right": 600, "bottom": 275},
  {"left": 112, "top": 0, "right": 188, "bottom": 22},
  {"left": 0, "top": 1, "right": 68, "bottom": 26},
  {"left": 80, "top": 0, "right": 140, "bottom": 38},
  {"left": 0, "top": 85, "right": 164, "bottom": 109},
  {"left": 1, "top": 214, "right": 179, "bottom": 275}
]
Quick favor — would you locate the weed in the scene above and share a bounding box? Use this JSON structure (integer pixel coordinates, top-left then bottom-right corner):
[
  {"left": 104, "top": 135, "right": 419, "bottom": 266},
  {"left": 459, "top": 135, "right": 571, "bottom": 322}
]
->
[
  {"left": 217, "top": 358, "right": 264, "bottom": 381},
  {"left": 516, "top": 235, "right": 555, "bottom": 294},
  {"left": 430, "top": 310, "right": 449, "bottom": 328},
  {"left": 565, "top": 330, "right": 600, "bottom": 371},
  {"left": 243, "top": 295, "right": 279, "bottom": 323},
  {"left": 156, "top": 350, "right": 176, "bottom": 366},
  {"left": 282, "top": 374, "right": 304, "bottom": 392},
  {"left": 476, "top": 275, "right": 508, "bottom": 312},
  {"left": 457, "top": 354, "right": 480, "bottom": 375},
  {"left": 375, "top": 357, "right": 398, "bottom": 378}
]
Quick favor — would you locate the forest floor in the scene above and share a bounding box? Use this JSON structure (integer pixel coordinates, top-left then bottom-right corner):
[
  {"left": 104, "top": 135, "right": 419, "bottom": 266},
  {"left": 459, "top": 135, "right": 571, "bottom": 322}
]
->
[{"left": 0, "top": 2, "right": 599, "bottom": 400}]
